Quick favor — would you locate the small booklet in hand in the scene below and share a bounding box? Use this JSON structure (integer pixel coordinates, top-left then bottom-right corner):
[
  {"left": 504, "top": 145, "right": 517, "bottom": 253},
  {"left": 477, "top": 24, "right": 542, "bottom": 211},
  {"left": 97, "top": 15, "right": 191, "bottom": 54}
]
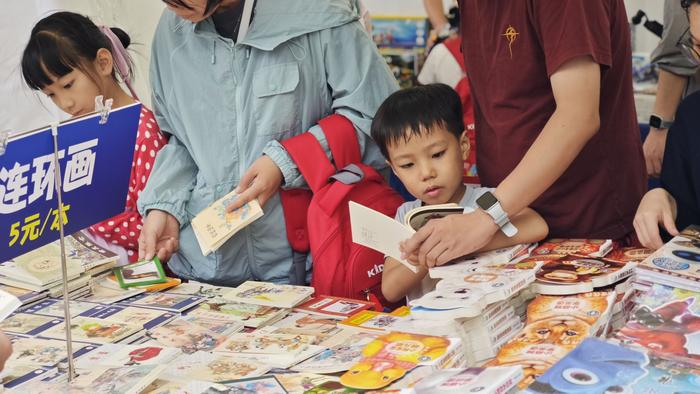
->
[
  {"left": 191, "top": 190, "right": 264, "bottom": 255},
  {"left": 114, "top": 257, "right": 167, "bottom": 289},
  {"left": 349, "top": 201, "right": 466, "bottom": 273}
]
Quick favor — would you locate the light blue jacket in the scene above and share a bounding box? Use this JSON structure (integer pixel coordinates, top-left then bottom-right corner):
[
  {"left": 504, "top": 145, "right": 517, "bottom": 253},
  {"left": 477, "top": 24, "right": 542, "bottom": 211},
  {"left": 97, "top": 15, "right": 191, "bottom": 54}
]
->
[{"left": 138, "top": 0, "right": 398, "bottom": 286}]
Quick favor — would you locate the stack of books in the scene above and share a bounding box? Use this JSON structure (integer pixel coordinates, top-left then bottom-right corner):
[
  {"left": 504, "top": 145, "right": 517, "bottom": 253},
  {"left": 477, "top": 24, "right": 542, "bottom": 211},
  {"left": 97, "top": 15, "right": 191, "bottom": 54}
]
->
[{"left": 635, "top": 225, "right": 700, "bottom": 292}]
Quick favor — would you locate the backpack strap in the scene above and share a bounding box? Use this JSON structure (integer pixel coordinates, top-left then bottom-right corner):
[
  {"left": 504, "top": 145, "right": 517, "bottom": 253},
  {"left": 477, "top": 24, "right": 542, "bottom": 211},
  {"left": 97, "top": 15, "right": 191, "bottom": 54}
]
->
[
  {"left": 319, "top": 114, "right": 361, "bottom": 170},
  {"left": 442, "top": 36, "right": 466, "bottom": 72},
  {"left": 281, "top": 132, "right": 334, "bottom": 193}
]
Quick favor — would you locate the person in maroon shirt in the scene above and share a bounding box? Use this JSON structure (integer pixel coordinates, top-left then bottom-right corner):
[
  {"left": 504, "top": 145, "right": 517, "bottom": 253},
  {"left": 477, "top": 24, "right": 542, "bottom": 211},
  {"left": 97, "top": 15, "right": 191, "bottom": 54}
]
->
[{"left": 401, "top": 0, "right": 646, "bottom": 267}]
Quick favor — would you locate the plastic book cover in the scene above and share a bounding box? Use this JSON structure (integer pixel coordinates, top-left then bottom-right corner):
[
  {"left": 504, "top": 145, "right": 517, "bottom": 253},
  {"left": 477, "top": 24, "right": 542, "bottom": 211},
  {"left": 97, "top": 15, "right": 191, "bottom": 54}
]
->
[
  {"left": 191, "top": 191, "right": 264, "bottom": 256},
  {"left": 41, "top": 316, "right": 142, "bottom": 344},
  {"left": 616, "top": 292, "right": 700, "bottom": 363},
  {"left": 148, "top": 319, "right": 226, "bottom": 354},
  {"left": 225, "top": 281, "right": 314, "bottom": 308},
  {"left": 408, "top": 366, "right": 523, "bottom": 394},
  {"left": 220, "top": 375, "right": 288, "bottom": 394},
  {"left": 339, "top": 332, "right": 454, "bottom": 390},
  {"left": 118, "top": 292, "right": 204, "bottom": 312},
  {"left": 164, "top": 281, "right": 233, "bottom": 298},
  {"left": 79, "top": 304, "right": 176, "bottom": 330},
  {"left": 74, "top": 343, "right": 181, "bottom": 369},
  {"left": 114, "top": 258, "right": 167, "bottom": 289},
  {"left": 533, "top": 256, "right": 634, "bottom": 295},
  {"left": 292, "top": 333, "right": 378, "bottom": 374},
  {"left": 410, "top": 270, "right": 534, "bottom": 316},
  {"left": 0, "top": 312, "right": 62, "bottom": 336},
  {"left": 528, "top": 238, "right": 614, "bottom": 260},
  {"left": 266, "top": 311, "right": 340, "bottom": 342},
  {"left": 293, "top": 295, "right": 374, "bottom": 319},
  {"left": 163, "top": 351, "right": 269, "bottom": 383},
  {"left": 338, "top": 306, "right": 410, "bottom": 333},
  {"left": 274, "top": 372, "right": 340, "bottom": 394},
  {"left": 188, "top": 298, "right": 287, "bottom": 328},
  {"left": 6, "top": 336, "right": 94, "bottom": 368}
]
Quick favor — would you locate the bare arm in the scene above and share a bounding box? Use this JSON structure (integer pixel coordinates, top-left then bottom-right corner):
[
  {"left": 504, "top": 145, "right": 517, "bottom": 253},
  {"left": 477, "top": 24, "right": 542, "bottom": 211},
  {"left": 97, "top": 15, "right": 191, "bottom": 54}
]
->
[
  {"left": 423, "top": 0, "right": 449, "bottom": 31},
  {"left": 383, "top": 208, "right": 548, "bottom": 302}
]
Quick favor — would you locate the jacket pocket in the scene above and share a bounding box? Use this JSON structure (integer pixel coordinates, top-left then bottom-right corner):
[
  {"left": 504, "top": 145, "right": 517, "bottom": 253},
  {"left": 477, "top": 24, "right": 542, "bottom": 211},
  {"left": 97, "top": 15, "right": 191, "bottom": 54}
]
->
[{"left": 253, "top": 62, "right": 301, "bottom": 136}]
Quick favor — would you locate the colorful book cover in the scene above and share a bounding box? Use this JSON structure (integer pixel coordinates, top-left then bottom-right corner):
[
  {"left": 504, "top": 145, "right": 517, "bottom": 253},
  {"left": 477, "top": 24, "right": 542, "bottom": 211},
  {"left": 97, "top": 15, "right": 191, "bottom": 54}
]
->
[
  {"left": 292, "top": 332, "right": 378, "bottom": 374},
  {"left": 164, "top": 281, "right": 232, "bottom": 298},
  {"left": 637, "top": 227, "right": 700, "bottom": 290},
  {"left": 339, "top": 332, "right": 455, "bottom": 390},
  {"left": 0, "top": 312, "right": 62, "bottom": 336},
  {"left": 338, "top": 306, "right": 410, "bottom": 333},
  {"left": 410, "top": 366, "right": 523, "bottom": 394},
  {"left": 23, "top": 299, "right": 98, "bottom": 318},
  {"left": 163, "top": 351, "right": 269, "bottom": 383},
  {"left": 191, "top": 191, "right": 264, "bottom": 256},
  {"left": 67, "top": 230, "right": 119, "bottom": 269},
  {"left": 224, "top": 281, "right": 314, "bottom": 308},
  {"left": 179, "top": 315, "right": 244, "bottom": 336},
  {"left": 266, "top": 311, "right": 340, "bottom": 342},
  {"left": 118, "top": 292, "right": 204, "bottom": 313},
  {"left": 148, "top": 319, "right": 226, "bottom": 354},
  {"left": 533, "top": 256, "right": 634, "bottom": 295},
  {"left": 6, "top": 337, "right": 95, "bottom": 368},
  {"left": 219, "top": 375, "right": 288, "bottom": 394},
  {"left": 528, "top": 239, "right": 614, "bottom": 260},
  {"left": 67, "top": 365, "right": 166, "bottom": 394},
  {"left": 428, "top": 243, "right": 535, "bottom": 279},
  {"left": 274, "top": 372, "right": 340, "bottom": 394},
  {"left": 74, "top": 343, "right": 181, "bottom": 369},
  {"left": 293, "top": 295, "right": 374, "bottom": 319},
  {"left": 41, "top": 316, "right": 142, "bottom": 344},
  {"left": 114, "top": 258, "right": 167, "bottom": 289},
  {"left": 605, "top": 246, "right": 653, "bottom": 263},
  {"left": 81, "top": 278, "right": 145, "bottom": 304},
  {"left": 0, "top": 242, "right": 84, "bottom": 286},
  {"left": 79, "top": 304, "right": 176, "bottom": 330},
  {"left": 214, "top": 332, "right": 317, "bottom": 355},
  {"left": 188, "top": 298, "right": 287, "bottom": 328}
]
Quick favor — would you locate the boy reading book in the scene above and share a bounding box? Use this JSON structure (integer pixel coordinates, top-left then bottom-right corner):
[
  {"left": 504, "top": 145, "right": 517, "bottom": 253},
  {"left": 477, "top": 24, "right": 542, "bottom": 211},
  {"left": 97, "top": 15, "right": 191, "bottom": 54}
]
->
[{"left": 371, "top": 84, "right": 548, "bottom": 302}]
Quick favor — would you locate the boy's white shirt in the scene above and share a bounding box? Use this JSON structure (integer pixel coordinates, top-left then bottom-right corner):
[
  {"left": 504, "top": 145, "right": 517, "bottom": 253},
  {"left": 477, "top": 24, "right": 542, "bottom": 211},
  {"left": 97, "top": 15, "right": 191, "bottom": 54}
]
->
[{"left": 393, "top": 184, "right": 494, "bottom": 303}]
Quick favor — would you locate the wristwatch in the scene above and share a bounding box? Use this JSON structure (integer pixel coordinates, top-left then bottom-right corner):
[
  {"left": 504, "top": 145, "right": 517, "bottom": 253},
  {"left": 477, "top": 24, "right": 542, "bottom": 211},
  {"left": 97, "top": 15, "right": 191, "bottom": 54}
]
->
[
  {"left": 649, "top": 114, "right": 673, "bottom": 130},
  {"left": 475, "top": 191, "right": 518, "bottom": 237}
]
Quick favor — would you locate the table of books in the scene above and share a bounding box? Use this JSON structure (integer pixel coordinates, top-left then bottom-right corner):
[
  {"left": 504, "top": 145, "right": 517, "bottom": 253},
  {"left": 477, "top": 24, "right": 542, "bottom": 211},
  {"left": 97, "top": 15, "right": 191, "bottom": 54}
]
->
[{"left": 0, "top": 229, "right": 700, "bottom": 393}]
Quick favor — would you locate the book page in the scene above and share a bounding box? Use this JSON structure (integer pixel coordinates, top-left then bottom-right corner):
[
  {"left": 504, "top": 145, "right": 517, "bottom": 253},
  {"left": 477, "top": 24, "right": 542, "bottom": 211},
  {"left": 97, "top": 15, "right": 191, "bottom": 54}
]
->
[{"left": 348, "top": 202, "right": 417, "bottom": 273}]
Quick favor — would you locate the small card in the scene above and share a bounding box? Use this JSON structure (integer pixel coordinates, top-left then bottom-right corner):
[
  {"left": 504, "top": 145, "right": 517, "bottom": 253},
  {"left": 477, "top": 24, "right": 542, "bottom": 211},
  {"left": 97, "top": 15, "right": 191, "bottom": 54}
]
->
[{"left": 114, "top": 258, "right": 167, "bottom": 289}]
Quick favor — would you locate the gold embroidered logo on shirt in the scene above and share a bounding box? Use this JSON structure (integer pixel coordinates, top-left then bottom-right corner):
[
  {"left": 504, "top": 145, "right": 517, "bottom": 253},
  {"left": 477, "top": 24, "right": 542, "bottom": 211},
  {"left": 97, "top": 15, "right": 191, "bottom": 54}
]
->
[{"left": 502, "top": 25, "right": 519, "bottom": 58}]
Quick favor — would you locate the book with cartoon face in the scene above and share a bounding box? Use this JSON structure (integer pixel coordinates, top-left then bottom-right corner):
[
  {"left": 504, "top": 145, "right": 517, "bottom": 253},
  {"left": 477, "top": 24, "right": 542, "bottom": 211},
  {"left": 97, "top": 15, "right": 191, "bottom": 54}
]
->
[
  {"left": 187, "top": 297, "right": 288, "bottom": 328},
  {"left": 148, "top": 319, "right": 227, "bottom": 354},
  {"left": 41, "top": 316, "right": 142, "bottom": 344},
  {"left": 161, "top": 351, "right": 269, "bottom": 383},
  {"left": 532, "top": 255, "right": 635, "bottom": 295},
  {"left": 191, "top": 190, "right": 264, "bottom": 256},
  {"left": 0, "top": 243, "right": 84, "bottom": 288},
  {"left": 74, "top": 343, "right": 181, "bottom": 370},
  {"left": 528, "top": 239, "right": 614, "bottom": 260},
  {"left": 224, "top": 281, "right": 314, "bottom": 308}
]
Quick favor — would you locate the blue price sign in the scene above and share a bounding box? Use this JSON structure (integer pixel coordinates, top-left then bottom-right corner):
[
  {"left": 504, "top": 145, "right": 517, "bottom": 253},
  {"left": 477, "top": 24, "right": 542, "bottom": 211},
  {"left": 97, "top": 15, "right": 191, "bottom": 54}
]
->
[{"left": 0, "top": 103, "right": 141, "bottom": 261}]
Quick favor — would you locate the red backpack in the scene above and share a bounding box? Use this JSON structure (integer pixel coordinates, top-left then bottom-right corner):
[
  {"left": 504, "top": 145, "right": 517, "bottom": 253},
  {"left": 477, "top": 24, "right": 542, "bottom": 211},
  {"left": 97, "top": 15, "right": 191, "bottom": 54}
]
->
[
  {"left": 442, "top": 36, "right": 479, "bottom": 185},
  {"left": 279, "top": 115, "right": 404, "bottom": 306}
]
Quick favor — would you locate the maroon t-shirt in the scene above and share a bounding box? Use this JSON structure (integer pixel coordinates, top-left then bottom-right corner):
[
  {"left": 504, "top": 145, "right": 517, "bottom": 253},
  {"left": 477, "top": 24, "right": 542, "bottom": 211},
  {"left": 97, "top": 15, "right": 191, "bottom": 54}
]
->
[{"left": 460, "top": 0, "right": 646, "bottom": 239}]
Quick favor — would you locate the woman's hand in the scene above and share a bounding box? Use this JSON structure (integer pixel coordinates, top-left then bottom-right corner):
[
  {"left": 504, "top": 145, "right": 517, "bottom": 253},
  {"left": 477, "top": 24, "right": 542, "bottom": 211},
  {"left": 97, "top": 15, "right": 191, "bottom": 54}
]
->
[
  {"left": 138, "top": 210, "right": 180, "bottom": 262},
  {"left": 226, "top": 156, "right": 283, "bottom": 211},
  {"left": 633, "top": 188, "right": 679, "bottom": 249}
]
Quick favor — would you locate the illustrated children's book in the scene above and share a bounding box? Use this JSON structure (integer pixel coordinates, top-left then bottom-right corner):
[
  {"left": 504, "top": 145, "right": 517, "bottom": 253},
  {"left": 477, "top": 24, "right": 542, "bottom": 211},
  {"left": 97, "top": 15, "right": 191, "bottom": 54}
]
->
[
  {"left": 41, "top": 316, "right": 142, "bottom": 344},
  {"left": 225, "top": 281, "right": 314, "bottom": 308},
  {"left": 220, "top": 375, "right": 288, "bottom": 394},
  {"left": 427, "top": 243, "right": 535, "bottom": 279},
  {"left": 82, "top": 276, "right": 145, "bottom": 304},
  {"left": 191, "top": 190, "right": 264, "bottom": 256},
  {"left": 148, "top": 319, "right": 227, "bottom": 354},
  {"left": 214, "top": 332, "right": 324, "bottom": 369},
  {"left": 118, "top": 292, "right": 204, "bottom": 313},
  {"left": 180, "top": 315, "right": 244, "bottom": 336},
  {"left": 74, "top": 343, "right": 181, "bottom": 369},
  {"left": 114, "top": 258, "right": 167, "bottom": 289},
  {"left": 636, "top": 225, "right": 700, "bottom": 292},
  {"left": 339, "top": 332, "right": 457, "bottom": 390},
  {"left": 292, "top": 332, "right": 378, "bottom": 374},
  {"left": 6, "top": 337, "right": 95, "bottom": 368},
  {"left": 293, "top": 295, "right": 374, "bottom": 319},
  {"left": 338, "top": 306, "right": 411, "bottom": 333},
  {"left": 188, "top": 297, "right": 288, "bottom": 328},
  {"left": 528, "top": 238, "right": 614, "bottom": 260},
  {"left": 605, "top": 246, "right": 653, "bottom": 263},
  {"left": 164, "top": 281, "right": 232, "bottom": 298},
  {"left": 23, "top": 298, "right": 98, "bottom": 318},
  {"left": 532, "top": 255, "right": 635, "bottom": 295},
  {"left": 0, "top": 242, "right": 84, "bottom": 290},
  {"left": 265, "top": 311, "right": 340, "bottom": 342},
  {"left": 162, "top": 351, "right": 269, "bottom": 383},
  {"left": 274, "top": 372, "right": 340, "bottom": 394},
  {"left": 0, "top": 312, "right": 63, "bottom": 336},
  {"left": 408, "top": 366, "right": 523, "bottom": 394},
  {"left": 79, "top": 304, "right": 176, "bottom": 330},
  {"left": 64, "top": 364, "right": 166, "bottom": 394},
  {"left": 349, "top": 201, "right": 465, "bottom": 273}
]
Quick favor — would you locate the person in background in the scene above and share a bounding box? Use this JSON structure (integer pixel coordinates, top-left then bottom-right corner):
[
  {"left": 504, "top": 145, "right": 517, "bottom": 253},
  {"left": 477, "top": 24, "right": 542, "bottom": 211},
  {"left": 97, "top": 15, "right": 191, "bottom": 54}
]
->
[
  {"left": 401, "top": 0, "right": 646, "bottom": 267},
  {"left": 138, "top": 0, "right": 397, "bottom": 286},
  {"left": 644, "top": 0, "right": 700, "bottom": 177},
  {"left": 634, "top": 0, "right": 700, "bottom": 249},
  {"left": 423, "top": 0, "right": 457, "bottom": 48},
  {"left": 372, "top": 84, "right": 547, "bottom": 302},
  {"left": 20, "top": 11, "right": 168, "bottom": 265}
]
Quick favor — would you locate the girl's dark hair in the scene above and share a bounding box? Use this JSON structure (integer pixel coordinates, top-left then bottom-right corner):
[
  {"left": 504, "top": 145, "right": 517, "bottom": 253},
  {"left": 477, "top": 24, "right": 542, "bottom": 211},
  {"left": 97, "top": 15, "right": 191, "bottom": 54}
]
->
[
  {"left": 162, "top": 0, "right": 224, "bottom": 15},
  {"left": 21, "top": 11, "right": 132, "bottom": 91},
  {"left": 682, "top": 0, "right": 700, "bottom": 10},
  {"left": 371, "top": 83, "right": 465, "bottom": 160}
]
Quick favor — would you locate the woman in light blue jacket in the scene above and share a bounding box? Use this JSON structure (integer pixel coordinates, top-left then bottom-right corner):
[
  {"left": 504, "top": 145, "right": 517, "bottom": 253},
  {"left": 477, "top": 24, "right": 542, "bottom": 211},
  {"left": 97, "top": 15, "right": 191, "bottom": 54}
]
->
[{"left": 137, "top": 0, "right": 398, "bottom": 286}]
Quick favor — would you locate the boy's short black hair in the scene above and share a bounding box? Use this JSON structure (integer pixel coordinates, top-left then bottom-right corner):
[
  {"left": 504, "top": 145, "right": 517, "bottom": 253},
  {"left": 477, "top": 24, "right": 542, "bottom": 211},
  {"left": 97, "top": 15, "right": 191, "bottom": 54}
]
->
[
  {"left": 371, "top": 83, "right": 465, "bottom": 160},
  {"left": 683, "top": 0, "right": 700, "bottom": 10}
]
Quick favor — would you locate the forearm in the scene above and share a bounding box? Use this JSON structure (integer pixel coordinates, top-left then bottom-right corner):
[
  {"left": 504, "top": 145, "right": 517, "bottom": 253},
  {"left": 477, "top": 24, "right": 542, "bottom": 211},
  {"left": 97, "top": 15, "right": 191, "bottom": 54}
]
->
[
  {"left": 423, "top": 0, "right": 448, "bottom": 30},
  {"left": 381, "top": 258, "right": 428, "bottom": 303},
  {"left": 495, "top": 109, "right": 599, "bottom": 217},
  {"left": 482, "top": 208, "right": 548, "bottom": 251},
  {"left": 652, "top": 69, "right": 687, "bottom": 123}
]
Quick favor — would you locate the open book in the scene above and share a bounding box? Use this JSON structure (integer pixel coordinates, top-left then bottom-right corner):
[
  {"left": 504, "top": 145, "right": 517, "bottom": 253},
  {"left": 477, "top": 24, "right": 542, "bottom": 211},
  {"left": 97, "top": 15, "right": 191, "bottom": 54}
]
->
[
  {"left": 191, "top": 190, "right": 264, "bottom": 255},
  {"left": 349, "top": 201, "right": 466, "bottom": 273}
]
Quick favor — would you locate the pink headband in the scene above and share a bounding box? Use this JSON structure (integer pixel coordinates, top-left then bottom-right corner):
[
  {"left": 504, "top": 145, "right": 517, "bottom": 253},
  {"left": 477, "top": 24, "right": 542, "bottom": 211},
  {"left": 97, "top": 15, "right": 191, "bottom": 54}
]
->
[{"left": 99, "top": 26, "right": 138, "bottom": 100}]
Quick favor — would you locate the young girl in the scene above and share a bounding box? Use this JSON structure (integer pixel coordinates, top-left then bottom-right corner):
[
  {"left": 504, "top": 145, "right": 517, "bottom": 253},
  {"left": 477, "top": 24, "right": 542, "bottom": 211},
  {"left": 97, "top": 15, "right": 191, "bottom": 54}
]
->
[{"left": 21, "top": 11, "right": 167, "bottom": 264}]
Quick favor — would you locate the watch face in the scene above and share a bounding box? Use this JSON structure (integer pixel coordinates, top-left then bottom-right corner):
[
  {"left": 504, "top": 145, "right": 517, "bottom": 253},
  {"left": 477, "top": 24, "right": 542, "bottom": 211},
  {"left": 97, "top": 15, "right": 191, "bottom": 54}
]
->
[
  {"left": 649, "top": 115, "right": 662, "bottom": 129},
  {"left": 476, "top": 191, "right": 498, "bottom": 210}
]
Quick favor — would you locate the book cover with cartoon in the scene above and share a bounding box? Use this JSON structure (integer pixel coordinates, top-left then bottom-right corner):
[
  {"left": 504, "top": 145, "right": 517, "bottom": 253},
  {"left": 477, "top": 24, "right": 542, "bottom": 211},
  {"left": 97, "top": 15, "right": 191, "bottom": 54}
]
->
[
  {"left": 528, "top": 239, "right": 614, "bottom": 260},
  {"left": 42, "top": 316, "right": 141, "bottom": 344},
  {"left": 188, "top": 298, "right": 287, "bottom": 328},
  {"left": 225, "top": 281, "right": 314, "bottom": 308},
  {"left": 266, "top": 311, "right": 340, "bottom": 341},
  {"left": 6, "top": 337, "right": 93, "bottom": 368},
  {"left": 533, "top": 256, "right": 633, "bottom": 295},
  {"left": 294, "top": 296, "right": 374, "bottom": 319},
  {"left": 215, "top": 332, "right": 317, "bottom": 355},
  {"left": 292, "top": 333, "right": 378, "bottom": 374},
  {"left": 74, "top": 343, "right": 181, "bottom": 369},
  {"left": 0, "top": 313, "right": 62, "bottom": 336},
  {"left": 163, "top": 352, "right": 269, "bottom": 383},
  {"left": 148, "top": 319, "right": 226, "bottom": 354}
]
